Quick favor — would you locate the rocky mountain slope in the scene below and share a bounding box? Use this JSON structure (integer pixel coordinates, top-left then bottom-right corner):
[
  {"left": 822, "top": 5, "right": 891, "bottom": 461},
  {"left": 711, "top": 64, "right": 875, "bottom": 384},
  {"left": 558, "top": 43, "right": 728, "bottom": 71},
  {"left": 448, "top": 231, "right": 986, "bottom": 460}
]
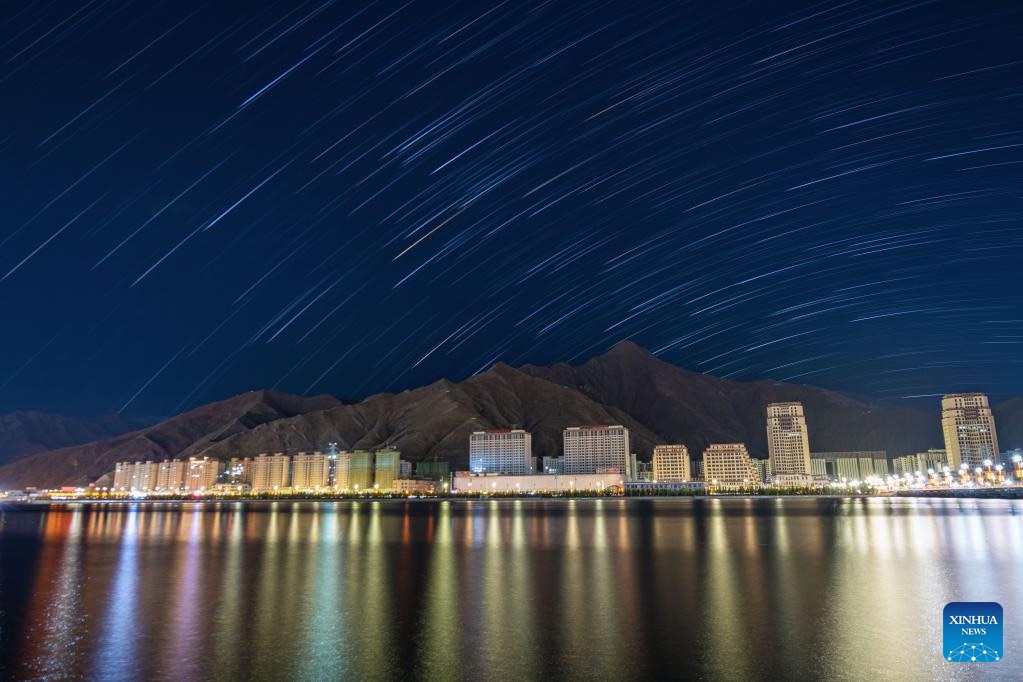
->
[
  {"left": 0, "top": 411, "right": 138, "bottom": 466},
  {"left": 0, "top": 390, "right": 339, "bottom": 488}
]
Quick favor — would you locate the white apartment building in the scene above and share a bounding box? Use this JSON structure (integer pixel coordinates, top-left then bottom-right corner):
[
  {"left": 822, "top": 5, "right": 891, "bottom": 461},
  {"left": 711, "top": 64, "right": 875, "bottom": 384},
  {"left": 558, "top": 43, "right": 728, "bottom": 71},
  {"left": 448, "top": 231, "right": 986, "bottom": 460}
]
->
[
  {"left": 652, "top": 444, "right": 690, "bottom": 481},
  {"left": 563, "top": 425, "right": 632, "bottom": 478},
  {"left": 469, "top": 429, "right": 533, "bottom": 475}
]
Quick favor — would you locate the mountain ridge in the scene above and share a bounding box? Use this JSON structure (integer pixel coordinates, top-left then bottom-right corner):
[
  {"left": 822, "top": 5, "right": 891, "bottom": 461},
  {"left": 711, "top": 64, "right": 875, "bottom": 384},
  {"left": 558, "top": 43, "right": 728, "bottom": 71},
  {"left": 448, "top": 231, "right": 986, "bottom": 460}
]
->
[
  {"left": 1, "top": 344, "right": 1019, "bottom": 489},
  {"left": 0, "top": 411, "right": 139, "bottom": 467}
]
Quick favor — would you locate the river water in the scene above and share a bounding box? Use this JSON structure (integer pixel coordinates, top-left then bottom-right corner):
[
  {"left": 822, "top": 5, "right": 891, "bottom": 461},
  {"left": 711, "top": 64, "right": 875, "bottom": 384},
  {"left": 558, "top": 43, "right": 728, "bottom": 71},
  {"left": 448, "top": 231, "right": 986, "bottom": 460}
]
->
[{"left": 0, "top": 497, "right": 1018, "bottom": 680}]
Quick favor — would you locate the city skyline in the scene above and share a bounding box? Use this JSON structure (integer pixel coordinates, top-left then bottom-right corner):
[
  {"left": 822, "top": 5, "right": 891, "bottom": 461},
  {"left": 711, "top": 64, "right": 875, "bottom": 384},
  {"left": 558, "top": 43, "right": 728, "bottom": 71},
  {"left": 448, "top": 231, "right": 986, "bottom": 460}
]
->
[{"left": 86, "top": 391, "right": 1018, "bottom": 498}]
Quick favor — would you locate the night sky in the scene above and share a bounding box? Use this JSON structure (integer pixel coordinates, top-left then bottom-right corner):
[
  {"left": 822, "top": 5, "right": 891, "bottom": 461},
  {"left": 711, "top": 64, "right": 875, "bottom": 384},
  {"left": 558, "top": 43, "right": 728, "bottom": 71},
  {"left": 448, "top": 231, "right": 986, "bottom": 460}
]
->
[{"left": 3, "top": 0, "right": 1022, "bottom": 418}]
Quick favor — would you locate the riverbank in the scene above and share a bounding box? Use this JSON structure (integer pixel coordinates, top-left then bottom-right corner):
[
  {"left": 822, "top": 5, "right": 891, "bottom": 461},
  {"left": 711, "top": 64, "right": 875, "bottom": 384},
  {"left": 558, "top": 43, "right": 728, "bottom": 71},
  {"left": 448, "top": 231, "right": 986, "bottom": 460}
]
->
[
  {"left": 895, "top": 487, "right": 1023, "bottom": 499},
  {"left": 6, "top": 490, "right": 1023, "bottom": 508}
]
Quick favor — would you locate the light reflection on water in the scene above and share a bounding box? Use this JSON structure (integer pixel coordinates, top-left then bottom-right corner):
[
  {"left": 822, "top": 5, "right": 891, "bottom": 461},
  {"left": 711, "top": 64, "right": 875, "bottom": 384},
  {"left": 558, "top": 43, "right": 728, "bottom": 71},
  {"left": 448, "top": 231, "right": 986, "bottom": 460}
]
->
[{"left": 0, "top": 497, "right": 1020, "bottom": 681}]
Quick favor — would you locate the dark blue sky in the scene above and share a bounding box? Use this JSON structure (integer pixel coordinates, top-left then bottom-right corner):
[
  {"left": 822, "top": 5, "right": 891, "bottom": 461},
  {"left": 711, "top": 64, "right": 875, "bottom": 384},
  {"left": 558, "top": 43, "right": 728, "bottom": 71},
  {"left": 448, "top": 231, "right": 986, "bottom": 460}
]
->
[{"left": 2, "top": 0, "right": 1022, "bottom": 417}]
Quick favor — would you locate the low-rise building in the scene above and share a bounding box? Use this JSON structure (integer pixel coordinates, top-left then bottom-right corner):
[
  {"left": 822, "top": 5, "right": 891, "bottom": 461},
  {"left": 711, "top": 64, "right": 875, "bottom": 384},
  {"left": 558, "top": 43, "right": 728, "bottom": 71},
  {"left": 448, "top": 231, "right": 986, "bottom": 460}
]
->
[
  {"left": 395, "top": 479, "right": 435, "bottom": 495},
  {"left": 541, "top": 456, "right": 564, "bottom": 474},
  {"left": 451, "top": 472, "right": 623, "bottom": 494},
  {"left": 893, "top": 449, "right": 948, "bottom": 476},
  {"left": 415, "top": 461, "right": 450, "bottom": 481},
  {"left": 624, "top": 480, "right": 706, "bottom": 495},
  {"left": 810, "top": 451, "right": 889, "bottom": 480}
]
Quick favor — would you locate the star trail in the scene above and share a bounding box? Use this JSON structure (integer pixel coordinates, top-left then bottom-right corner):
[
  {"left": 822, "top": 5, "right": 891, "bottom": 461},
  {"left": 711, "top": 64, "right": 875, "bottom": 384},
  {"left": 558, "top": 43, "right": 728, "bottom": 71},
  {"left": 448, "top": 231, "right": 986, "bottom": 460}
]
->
[{"left": 2, "top": 0, "right": 1022, "bottom": 417}]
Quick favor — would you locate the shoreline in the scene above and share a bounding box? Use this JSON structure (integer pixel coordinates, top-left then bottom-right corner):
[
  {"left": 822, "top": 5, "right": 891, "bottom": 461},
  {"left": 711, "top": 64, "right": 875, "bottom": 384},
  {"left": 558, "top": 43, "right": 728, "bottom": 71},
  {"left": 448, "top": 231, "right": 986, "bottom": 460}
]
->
[{"left": 4, "top": 491, "right": 1023, "bottom": 508}]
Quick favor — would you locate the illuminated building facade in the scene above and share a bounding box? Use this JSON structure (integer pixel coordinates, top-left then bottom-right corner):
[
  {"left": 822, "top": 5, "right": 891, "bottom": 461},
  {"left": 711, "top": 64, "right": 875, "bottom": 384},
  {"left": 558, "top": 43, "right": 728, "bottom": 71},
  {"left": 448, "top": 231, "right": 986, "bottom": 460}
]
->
[
  {"left": 766, "top": 402, "right": 813, "bottom": 486},
  {"left": 156, "top": 459, "right": 187, "bottom": 492},
  {"left": 291, "top": 452, "right": 330, "bottom": 491},
  {"left": 185, "top": 457, "right": 223, "bottom": 492},
  {"left": 563, "top": 425, "right": 631, "bottom": 478},
  {"left": 374, "top": 449, "right": 401, "bottom": 490},
  {"left": 703, "top": 443, "right": 760, "bottom": 488},
  {"left": 652, "top": 444, "right": 690, "bottom": 481},
  {"left": 452, "top": 472, "right": 621, "bottom": 493},
  {"left": 251, "top": 453, "right": 291, "bottom": 492},
  {"left": 941, "top": 393, "right": 1000, "bottom": 470},
  {"left": 469, "top": 429, "right": 533, "bottom": 474}
]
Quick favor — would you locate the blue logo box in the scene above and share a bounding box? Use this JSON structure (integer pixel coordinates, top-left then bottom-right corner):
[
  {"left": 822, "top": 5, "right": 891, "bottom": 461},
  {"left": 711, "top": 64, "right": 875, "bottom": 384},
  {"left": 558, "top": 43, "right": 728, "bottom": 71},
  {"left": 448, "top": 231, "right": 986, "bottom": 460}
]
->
[{"left": 944, "top": 602, "right": 1003, "bottom": 662}]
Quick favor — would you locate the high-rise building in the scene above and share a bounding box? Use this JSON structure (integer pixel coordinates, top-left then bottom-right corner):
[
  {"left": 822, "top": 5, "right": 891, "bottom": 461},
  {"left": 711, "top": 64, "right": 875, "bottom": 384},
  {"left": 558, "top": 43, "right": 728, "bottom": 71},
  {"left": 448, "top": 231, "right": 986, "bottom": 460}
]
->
[
  {"left": 652, "top": 444, "right": 690, "bottom": 482},
  {"left": 113, "top": 462, "right": 130, "bottom": 490},
  {"left": 703, "top": 443, "right": 760, "bottom": 488},
  {"left": 563, "top": 425, "right": 631, "bottom": 478},
  {"left": 348, "top": 450, "right": 374, "bottom": 490},
  {"left": 113, "top": 462, "right": 132, "bottom": 490},
  {"left": 752, "top": 458, "right": 771, "bottom": 484},
  {"left": 251, "top": 453, "right": 291, "bottom": 492},
  {"left": 185, "top": 457, "right": 223, "bottom": 492},
  {"left": 156, "top": 459, "right": 187, "bottom": 492},
  {"left": 334, "top": 451, "right": 351, "bottom": 490},
  {"left": 400, "top": 460, "right": 413, "bottom": 479},
  {"left": 374, "top": 449, "right": 401, "bottom": 490},
  {"left": 469, "top": 429, "right": 533, "bottom": 474},
  {"left": 292, "top": 452, "right": 329, "bottom": 491},
  {"left": 941, "top": 393, "right": 1000, "bottom": 470},
  {"left": 766, "top": 402, "right": 812, "bottom": 487},
  {"left": 227, "top": 457, "right": 253, "bottom": 484},
  {"left": 130, "top": 461, "right": 160, "bottom": 491}
]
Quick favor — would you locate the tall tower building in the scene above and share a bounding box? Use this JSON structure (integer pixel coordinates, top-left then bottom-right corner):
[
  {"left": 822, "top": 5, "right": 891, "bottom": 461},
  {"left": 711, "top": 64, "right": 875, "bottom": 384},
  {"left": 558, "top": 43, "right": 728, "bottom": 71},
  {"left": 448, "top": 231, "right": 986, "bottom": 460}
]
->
[
  {"left": 703, "top": 443, "right": 760, "bottom": 488},
  {"left": 652, "top": 444, "right": 690, "bottom": 481},
  {"left": 469, "top": 429, "right": 533, "bottom": 474},
  {"left": 563, "top": 425, "right": 631, "bottom": 478},
  {"left": 766, "top": 402, "right": 812, "bottom": 487},
  {"left": 941, "top": 393, "right": 1000, "bottom": 470}
]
